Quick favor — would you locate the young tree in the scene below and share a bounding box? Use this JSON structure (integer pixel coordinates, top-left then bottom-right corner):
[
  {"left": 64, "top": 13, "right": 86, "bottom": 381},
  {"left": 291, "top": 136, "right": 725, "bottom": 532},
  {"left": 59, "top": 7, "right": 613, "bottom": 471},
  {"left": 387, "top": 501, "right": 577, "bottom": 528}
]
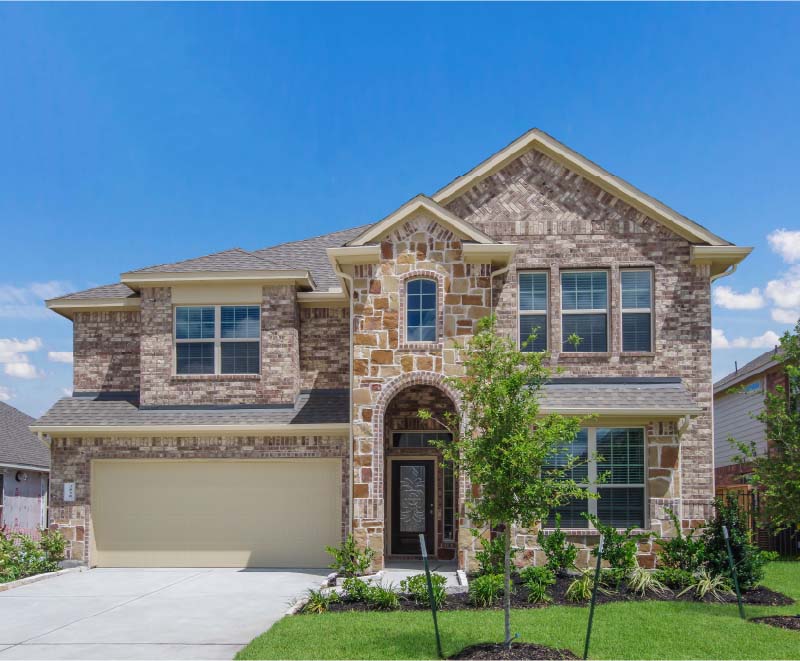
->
[
  {"left": 736, "top": 319, "right": 800, "bottom": 533},
  {"left": 420, "top": 316, "right": 594, "bottom": 649}
]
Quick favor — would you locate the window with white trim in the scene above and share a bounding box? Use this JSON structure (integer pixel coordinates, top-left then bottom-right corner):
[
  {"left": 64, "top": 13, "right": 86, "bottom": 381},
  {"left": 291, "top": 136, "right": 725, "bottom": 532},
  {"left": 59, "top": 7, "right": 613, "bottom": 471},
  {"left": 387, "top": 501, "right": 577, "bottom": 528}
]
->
[
  {"left": 621, "top": 270, "right": 653, "bottom": 352},
  {"left": 519, "top": 272, "right": 548, "bottom": 352},
  {"left": 174, "top": 305, "right": 260, "bottom": 375},
  {"left": 544, "top": 427, "right": 646, "bottom": 529},
  {"left": 406, "top": 278, "right": 437, "bottom": 342},
  {"left": 561, "top": 271, "right": 608, "bottom": 352}
]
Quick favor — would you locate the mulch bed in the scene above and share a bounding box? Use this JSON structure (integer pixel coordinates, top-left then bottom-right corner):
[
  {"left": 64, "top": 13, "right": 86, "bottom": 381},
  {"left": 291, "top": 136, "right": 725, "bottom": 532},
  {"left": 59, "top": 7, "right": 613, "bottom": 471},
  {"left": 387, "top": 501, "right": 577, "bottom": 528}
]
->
[
  {"left": 449, "top": 642, "right": 578, "bottom": 660},
  {"left": 750, "top": 615, "right": 800, "bottom": 631},
  {"left": 315, "top": 575, "right": 793, "bottom": 614}
]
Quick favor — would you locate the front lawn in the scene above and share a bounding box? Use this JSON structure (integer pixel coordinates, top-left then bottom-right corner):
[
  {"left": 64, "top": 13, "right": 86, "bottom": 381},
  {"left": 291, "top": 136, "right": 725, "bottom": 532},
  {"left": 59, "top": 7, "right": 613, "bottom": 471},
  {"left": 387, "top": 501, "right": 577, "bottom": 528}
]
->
[{"left": 236, "top": 562, "right": 800, "bottom": 660}]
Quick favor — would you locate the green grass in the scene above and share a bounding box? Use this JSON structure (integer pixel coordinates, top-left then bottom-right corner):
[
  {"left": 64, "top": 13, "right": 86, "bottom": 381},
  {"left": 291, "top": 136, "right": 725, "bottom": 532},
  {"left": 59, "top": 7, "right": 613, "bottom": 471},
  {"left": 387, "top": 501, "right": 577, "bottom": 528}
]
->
[{"left": 236, "top": 562, "right": 800, "bottom": 660}]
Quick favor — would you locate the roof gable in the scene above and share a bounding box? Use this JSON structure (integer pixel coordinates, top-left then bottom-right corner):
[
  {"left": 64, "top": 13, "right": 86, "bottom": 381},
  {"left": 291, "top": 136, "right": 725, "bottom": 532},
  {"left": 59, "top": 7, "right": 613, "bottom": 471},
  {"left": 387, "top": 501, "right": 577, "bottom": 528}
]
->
[{"left": 0, "top": 402, "right": 49, "bottom": 470}]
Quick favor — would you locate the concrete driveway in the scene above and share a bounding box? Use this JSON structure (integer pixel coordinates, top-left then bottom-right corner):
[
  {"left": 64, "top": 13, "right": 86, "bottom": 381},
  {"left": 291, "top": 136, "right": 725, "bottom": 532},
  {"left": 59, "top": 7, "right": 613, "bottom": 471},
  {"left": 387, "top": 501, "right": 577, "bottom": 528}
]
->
[{"left": 0, "top": 567, "right": 327, "bottom": 660}]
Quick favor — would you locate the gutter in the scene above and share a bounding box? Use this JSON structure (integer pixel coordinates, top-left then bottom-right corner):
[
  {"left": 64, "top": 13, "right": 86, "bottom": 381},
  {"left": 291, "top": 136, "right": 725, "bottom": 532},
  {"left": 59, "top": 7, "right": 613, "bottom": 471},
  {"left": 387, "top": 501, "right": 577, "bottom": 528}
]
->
[{"left": 28, "top": 423, "right": 350, "bottom": 437}]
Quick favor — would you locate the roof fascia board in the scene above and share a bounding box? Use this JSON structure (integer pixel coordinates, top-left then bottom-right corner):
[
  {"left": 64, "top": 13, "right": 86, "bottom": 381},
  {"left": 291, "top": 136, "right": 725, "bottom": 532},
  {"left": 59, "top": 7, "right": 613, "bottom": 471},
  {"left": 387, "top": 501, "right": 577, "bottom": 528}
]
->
[
  {"left": 347, "top": 195, "right": 497, "bottom": 247},
  {"left": 433, "top": 129, "right": 731, "bottom": 246},
  {"left": 120, "top": 270, "right": 314, "bottom": 290},
  {"left": 46, "top": 297, "right": 141, "bottom": 320},
  {"left": 0, "top": 461, "right": 50, "bottom": 472},
  {"left": 297, "top": 290, "right": 349, "bottom": 307},
  {"left": 326, "top": 246, "right": 382, "bottom": 265},
  {"left": 29, "top": 422, "right": 350, "bottom": 437},
  {"left": 538, "top": 407, "right": 702, "bottom": 418},
  {"left": 690, "top": 245, "right": 753, "bottom": 277}
]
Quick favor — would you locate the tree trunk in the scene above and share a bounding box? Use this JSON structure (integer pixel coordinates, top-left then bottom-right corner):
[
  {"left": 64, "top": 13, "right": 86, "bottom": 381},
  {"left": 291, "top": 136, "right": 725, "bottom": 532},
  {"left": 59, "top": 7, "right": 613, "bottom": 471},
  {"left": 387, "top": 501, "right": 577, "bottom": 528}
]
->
[{"left": 504, "top": 523, "right": 512, "bottom": 649}]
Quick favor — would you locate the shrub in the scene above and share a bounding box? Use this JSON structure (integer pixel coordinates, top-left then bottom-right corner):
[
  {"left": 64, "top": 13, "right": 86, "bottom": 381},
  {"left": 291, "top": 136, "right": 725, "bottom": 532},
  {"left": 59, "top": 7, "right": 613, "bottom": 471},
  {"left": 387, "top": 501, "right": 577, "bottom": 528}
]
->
[
  {"left": 341, "top": 576, "right": 372, "bottom": 602},
  {"left": 599, "top": 567, "right": 627, "bottom": 590},
  {"left": 702, "top": 497, "right": 765, "bottom": 590},
  {"left": 303, "top": 588, "right": 339, "bottom": 614},
  {"left": 585, "top": 514, "right": 651, "bottom": 572},
  {"left": 469, "top": 573, "right": 505, "bottom": 607},
  {"left": 475, "top": 535, "right": 506, "bottom": 576},
  {"left": 536, "top": 514, "right": 578, "bottom": 576},
  {"left": 0, "top": 528, "right": 65, "bottom": 583},
  {"left": 654, "top": 567, "right": 694, "bottom": 590},
  {"left": 678, "top": 569, "right": 733, "bottom": 602},
  {"left": 627, "top": 565, "right": 668, "bottom": 596},
  {"left": 657, "top": 508, "right": 705, "bottom": 573},
  {"left": 400, "top": 573, "right": 447, "bottom": 609},
  {"left": 565, "top": 571, "right": 594, "bottom": 602},
  {"left": 519, "top": 566, "right": 555, "bottom": 604},
  {"left": 325, "top": 535, "right": 375, "bottom": 577},
  {"left": 366, "top": 582, "right": 400, "bottom": 610},
  {"left": 526, "top": 580, "right": 553, "bottom": 604}
]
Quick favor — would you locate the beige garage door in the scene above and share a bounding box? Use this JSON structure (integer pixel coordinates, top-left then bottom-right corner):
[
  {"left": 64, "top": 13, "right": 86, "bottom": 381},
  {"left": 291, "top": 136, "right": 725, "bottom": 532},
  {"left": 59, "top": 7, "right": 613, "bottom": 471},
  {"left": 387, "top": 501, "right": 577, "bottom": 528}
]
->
[{"left": 91, "top": 459, "right": 342, "bottom": 568}]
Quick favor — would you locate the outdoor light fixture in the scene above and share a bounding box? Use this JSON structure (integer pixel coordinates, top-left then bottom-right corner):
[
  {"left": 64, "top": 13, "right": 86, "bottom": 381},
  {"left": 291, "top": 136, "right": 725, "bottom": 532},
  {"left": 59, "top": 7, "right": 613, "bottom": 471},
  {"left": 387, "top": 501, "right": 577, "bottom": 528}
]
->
[{"left": 15, "top": 471, "right": 28, "bottom": 482}]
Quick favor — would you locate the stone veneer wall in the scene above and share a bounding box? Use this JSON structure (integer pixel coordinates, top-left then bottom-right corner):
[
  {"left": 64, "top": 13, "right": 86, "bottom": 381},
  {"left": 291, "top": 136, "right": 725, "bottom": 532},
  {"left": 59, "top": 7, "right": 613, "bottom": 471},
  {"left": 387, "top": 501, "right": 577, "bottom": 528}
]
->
[
  {"left": 299, "top": 307, "right": 349, "bottom": 390},
  {"left": 73, "top": 311, "right": 141, "bottom": 392},
  {"left": 348, "top": 212, "right": 492, "bottom": 565},
  {"left": 48, "top": 434, "right": 348, "bottom": 564},
  {"left": 441, "top": 147, "right": 715, "bottom": 568},
  {"left": 139, "top": 285, "right": 300, "bottom": 406}
]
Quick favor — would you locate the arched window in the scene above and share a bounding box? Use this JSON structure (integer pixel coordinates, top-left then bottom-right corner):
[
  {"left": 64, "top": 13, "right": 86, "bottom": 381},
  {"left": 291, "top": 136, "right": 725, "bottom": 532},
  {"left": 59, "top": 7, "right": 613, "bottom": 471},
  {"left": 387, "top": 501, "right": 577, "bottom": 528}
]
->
[{"left": 406, "top": 279, "right": 437, "bottom": 342}]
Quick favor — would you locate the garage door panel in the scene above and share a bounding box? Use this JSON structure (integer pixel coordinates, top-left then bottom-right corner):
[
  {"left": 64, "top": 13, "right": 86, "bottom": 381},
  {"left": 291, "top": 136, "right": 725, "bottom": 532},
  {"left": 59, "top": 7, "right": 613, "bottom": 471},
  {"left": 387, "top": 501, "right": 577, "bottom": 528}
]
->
[{"left": 91, "top": 459, "right": 341, "bottom": 568}]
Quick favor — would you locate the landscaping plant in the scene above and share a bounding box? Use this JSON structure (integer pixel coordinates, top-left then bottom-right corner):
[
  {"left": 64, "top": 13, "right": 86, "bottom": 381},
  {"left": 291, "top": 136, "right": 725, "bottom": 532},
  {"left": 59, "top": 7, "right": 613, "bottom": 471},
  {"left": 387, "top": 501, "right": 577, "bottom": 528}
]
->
[
  {"left": 325, "top": 534, "right": 375, "bottom": 577},
  {"left": 654, "top": 567, "right": 695, "bottom": 590},
  {"left": 702, "top": 496, "right": 765, "bottom": 590},
  {"left": 536, "top": 513, "right": 578, "bottom": 576},
  {"left": 366, "top": 582, "right": 400, "bottom": 610},
  {"left": 341, "top": 576, "right": 372, "bottom": 602},
  {"left": 419, "top": 316, "right": 592, "bottom": 649},
  {"left": 519, "top": 566, "right": 555, "bottom": 604},
  {"left": 468, "top": 573, "right": 505, "bottom": 607},
  {"left": 565, "top": 570, "right": 595, "bottom": 603},
  {"left": 474, "top": 534, "right": 507, "bottom": 576},
  {"left": 0, "top": 528, "right": 66, "bottom": 583},
  {"left": 678, "top": 568, "right": 733, "bottom": 602},
  {"left": 303, "top": 588, "right": 339, "bottom": 614},
  {"left": 657, "top": 507, "right": 705, "bottom": 573},
  {"left": 733, "top": 320, "right": 800, "bottom": 535},
  {"left": 400, "top": 572, "right": 447, "bottom": 609},
  {"left": 627, "top": 565, "right": 669, "bottom": 596},
  {"left": 585, "top": 514, "right": 651, "bottom": 573}
]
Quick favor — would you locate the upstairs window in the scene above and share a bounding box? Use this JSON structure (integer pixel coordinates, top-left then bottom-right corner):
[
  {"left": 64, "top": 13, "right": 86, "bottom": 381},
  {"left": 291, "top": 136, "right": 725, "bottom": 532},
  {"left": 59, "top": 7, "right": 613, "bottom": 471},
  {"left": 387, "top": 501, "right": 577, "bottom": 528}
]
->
[
  {"left": 519, "top": 272, "right": 548, "bottom": 352},
  {"left": 561, "top": 271, "right": 608, "bottom": 352},
  {"left": 621, "top": 270, "right": 653, "bottom": 352},
  {"left": 175, "top": 305, "right": 260, "bottom": 375},
  {"left": 544, "top": 427, "right": 646, "bottom": 529},
  {"left": 406, "top": 279, "right": 437, "bottom": 342}
]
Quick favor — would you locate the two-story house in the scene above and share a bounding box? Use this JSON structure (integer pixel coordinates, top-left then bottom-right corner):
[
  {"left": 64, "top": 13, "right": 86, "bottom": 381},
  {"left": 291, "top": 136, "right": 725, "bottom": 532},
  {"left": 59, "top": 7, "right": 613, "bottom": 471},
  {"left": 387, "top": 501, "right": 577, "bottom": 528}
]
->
[{"left": 33, "top": 129, "right": 750, "bottom": 570}]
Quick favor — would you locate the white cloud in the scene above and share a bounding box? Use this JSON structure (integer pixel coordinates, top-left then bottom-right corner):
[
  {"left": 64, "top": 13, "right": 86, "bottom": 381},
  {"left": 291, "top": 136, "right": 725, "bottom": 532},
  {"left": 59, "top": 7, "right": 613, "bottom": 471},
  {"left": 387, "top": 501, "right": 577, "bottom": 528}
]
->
[
  {"left": 765, "top": 265, "right": 800, "bottom": 311},
  {"left": 712, "top": 328, "right": 781, "bottom": 350},
  {"left": 712, "top": 285, "right": 765, "bottom": 310},
  {"left": 0, "top": 281, "right": 72, "bottom": 319},
  {"left": 771, "top": 308, "right": 799, "bottom": 324},
  {"left": 768, "top": 229, "right": 800, "bottom": 264},
  {"left": 48, "top": 351, "right": 74, "bottom": 364},
  {"left": 0, "top": 337, "right": 43, "bottom": 379},
  {"left": 0, "top": 385, "right": 12, "bottom": 401},
  {"left": 4, "top": 362, "right": 40, "bottom": 379},
  {"left": 61, "top": 388, "right": 73, "bottom": 397}
]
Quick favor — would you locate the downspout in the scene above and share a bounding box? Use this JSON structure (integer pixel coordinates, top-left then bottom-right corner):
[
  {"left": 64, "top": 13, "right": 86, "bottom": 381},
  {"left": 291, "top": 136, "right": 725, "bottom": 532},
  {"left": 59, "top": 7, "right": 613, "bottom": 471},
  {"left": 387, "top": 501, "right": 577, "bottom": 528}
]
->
[{"left": 333, "top": 264, "right": 355, "bottom": 537}]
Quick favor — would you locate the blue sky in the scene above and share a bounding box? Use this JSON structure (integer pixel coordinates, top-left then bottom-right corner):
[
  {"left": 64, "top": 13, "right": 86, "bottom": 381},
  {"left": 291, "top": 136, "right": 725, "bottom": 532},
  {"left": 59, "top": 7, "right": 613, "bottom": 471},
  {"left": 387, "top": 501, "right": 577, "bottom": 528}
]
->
[{"left": 1, "top": 3, "right": 798, "bottom": 416}]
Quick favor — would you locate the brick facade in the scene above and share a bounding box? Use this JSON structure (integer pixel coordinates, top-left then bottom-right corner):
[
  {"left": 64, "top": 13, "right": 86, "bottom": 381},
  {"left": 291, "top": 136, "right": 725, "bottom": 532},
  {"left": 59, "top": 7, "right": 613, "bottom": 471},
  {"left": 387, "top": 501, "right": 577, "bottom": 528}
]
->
[
  {"left": 299, "top": 306, "right": 349, "bottom": 390},
  {"left": 73, "top": 311, "right": 140, "bottom": 392},
  {"left": 48, "top": 434, "right": 348, "bottom": 564}
]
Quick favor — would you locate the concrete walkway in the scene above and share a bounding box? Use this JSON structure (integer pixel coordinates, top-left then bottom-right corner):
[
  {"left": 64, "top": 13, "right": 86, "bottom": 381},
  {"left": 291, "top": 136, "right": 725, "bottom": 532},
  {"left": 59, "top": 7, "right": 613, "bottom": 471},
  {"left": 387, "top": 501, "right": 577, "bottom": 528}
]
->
[{"left": 0, "top": 567, "right": 327, "bottom": 660}]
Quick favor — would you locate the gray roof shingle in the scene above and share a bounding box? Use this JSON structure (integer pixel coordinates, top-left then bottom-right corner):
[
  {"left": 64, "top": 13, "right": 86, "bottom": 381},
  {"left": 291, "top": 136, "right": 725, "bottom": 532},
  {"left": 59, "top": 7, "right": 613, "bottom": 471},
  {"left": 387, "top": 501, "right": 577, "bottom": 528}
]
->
[
  {"left": 32, "top": 390, "right": 348, "bottom": 429},
  {"left": 540, "top": 378, "right": 700, "bottom": 414},
  {"left": 714, "top": 348, "right": 783, "bottom": 394},
  {"left": 128, "top": 248, "right": 277, "bottom": 274},
  {"left": 0, "top": 402, "right": 50, "bottom": 469},
  {"left": 50, "top": 283, "right": 137, "bottom": 302}
]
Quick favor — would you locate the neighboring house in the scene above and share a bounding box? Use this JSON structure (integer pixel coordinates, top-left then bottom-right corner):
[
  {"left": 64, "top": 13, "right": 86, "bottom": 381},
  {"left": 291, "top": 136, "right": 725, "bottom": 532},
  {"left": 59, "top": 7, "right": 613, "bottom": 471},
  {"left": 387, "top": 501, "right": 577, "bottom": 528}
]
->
[
  {"left": 0, "top": 402, "right": 50, "bottom": 532},
  {"left": 713, "top": 347, "right": 788, "bottom": 488},
  {"left": 33, "top": 129, "right": 751, "bottom": 570}
]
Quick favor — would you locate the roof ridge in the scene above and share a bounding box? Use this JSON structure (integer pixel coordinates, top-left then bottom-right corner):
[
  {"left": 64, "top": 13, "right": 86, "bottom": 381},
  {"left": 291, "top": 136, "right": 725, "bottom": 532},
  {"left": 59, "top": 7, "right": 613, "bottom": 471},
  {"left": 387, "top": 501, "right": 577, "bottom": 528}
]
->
[{"left": 254, "top": 223, "right": 373, "bottom": 253}]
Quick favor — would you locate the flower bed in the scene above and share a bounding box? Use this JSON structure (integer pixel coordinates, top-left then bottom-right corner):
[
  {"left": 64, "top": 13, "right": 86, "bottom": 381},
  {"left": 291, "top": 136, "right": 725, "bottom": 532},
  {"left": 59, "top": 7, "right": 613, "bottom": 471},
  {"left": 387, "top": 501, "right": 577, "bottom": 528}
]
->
[
  {"left": 751, "top": 615, "right": 800, "bottom": 631},
  {"left": 448, "top": 642, "right": 578, "bottom": 660}
]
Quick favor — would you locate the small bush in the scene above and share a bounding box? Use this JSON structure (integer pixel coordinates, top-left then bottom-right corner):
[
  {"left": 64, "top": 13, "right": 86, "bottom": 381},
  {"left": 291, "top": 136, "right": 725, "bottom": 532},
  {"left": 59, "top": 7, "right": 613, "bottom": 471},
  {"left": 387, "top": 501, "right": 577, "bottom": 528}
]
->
[
  {"left": 400, "top": 573, "right": 447, "bottom": 609},
  {"left": 599, "top": 567, "right": 627, "bottom": 590},
  {"left": 366, "top": 582, "right": 400, "bottom": 610},
  {"left": 325, "top": 535, "right": 375, "bottom": 577},
  {"left": 469, "top": 573, "right": 505, "bottom": 607},
  {"left": 518, "top": 565, "right": 555, "bottom": 587},
  {"left": 0, "top": 528, "right": 65, "bottom": 583},
  {"left": 654, "top": 567, "right": 694, "bottom": 590},
  {"left": 475, "top": 535, "right": 506, "bottom": 576},
  {"left": 585, "top": 514, "right": 651, "bottom": 571},
  {"left": 537, "top": 514, "right": 578, "bottom": 576},
  {"left": 678, "top": 569, "right": 733, "bottom": 602},
  {"left": 565, "top": 571, "right": 594, "bottom": 602},
  {"left": 627, "top": 565, "right": 669, "bottom": 596},
  {"left": 341, "top": 576, "right": 372, "bottom": 602},
  {"left": 702, "top": 497, "right": 765, "bottom": 590},
  {"left": 526, "top": 580, "right": 553, "bottom": 604},
  {"left": 303, "top": 588, "right": 339, "bottom": 614},
  {"left": 657, "top": 508, "right": 705, "bottom": 573}
]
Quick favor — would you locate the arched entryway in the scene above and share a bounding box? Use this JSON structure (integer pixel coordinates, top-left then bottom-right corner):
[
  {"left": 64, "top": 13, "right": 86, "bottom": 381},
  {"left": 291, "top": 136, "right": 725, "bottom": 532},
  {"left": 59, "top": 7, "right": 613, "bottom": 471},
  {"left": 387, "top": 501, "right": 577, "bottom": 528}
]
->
[{"left": 380, "top": 382, "right": 459, "bottom": 559}]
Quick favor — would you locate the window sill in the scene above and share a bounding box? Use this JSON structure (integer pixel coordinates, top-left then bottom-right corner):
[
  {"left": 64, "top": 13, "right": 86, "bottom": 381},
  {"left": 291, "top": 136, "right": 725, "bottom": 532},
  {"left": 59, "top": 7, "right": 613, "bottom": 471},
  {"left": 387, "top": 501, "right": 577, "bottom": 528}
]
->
[
  {"left": 398, "top": 342, "right": 443, "bottom": 352},
  {"left": 556, "top": 352, "right": 611, "bottom": 359},
  {"left": 541, "top": 528, "right": 650, "bottom": 536},
  {"left": 170, "top": 374, "right": 261, "bottom": 382},
  {"left": 620, "top": 352, "right": 655, "bottom": 358}
]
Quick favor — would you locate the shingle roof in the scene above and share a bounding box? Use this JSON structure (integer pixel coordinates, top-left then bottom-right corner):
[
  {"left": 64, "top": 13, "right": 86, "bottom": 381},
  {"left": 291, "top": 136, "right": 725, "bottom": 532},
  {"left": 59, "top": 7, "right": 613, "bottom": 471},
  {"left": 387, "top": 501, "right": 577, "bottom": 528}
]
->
[
  {"left": 714, "top": 348, "right": 783, "bottom": 394},
  {"left": 49, "top": 283, "right": 137, "bottom": 301},
  {"left": 252, "top": 225, "right": 372, "bottom": 289},
  {"left": 539, "top": 378, "right": 701, "bottom": 414},
  {"left": 0, "top": 402, "right": 49, "bottom": 469},
  {"left": 32, "top": 390, "right": 348, "bottom": 429},
  {"left": 127, "top": 248, "right": 277, "bottom": 274}
]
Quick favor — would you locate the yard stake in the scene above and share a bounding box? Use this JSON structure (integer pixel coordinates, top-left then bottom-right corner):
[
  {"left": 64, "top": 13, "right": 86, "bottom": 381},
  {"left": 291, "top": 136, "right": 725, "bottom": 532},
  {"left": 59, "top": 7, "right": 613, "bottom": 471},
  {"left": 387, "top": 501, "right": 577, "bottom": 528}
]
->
[
  {"left": 419, "top": 534, "right": 444, "bottom": 659},
  {"left": 583, "top": 535, "right": 604, "bottom": 661},
  {"left": 722, "top": 525, "right": 746, "bottom": 619}
]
